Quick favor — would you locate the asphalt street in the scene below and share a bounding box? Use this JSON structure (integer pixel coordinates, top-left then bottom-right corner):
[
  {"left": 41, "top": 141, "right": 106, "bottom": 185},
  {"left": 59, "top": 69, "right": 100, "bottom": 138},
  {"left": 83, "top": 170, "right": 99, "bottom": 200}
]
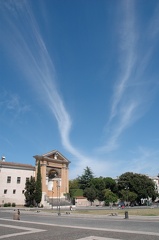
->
[{"left": 0, "top": 209, "right": 159, "bottom": 240}]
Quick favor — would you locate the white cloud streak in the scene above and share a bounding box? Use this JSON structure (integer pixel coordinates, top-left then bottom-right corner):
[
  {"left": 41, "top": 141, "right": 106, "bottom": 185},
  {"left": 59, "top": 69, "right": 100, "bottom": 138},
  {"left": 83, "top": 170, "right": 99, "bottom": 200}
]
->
[
  {"left": 127, "top": 147, "right": 159, "bottom": 176},
  {"left": 148, "top": 4, "right": 159, "bottom": 39},
  {"left": 104, "top": 101, "right": 138, "bottom": 152},
  {"left": 109, "top": 0, "right": 137, "bottom": 121},
  {"left": 101, "top": 0, "right": 159, "bottom": 152},
  {"left": 1, "top": 0, "right": 159, "bottom": 178},
  {"left": 0, "top": 91, "right": 30, "bottom": 117},
  {"left": 0, "top": 0, "right": 94, "bottom": 168},
  {"left": 99, "top": 0, "right": 138, "bottom": 152}
]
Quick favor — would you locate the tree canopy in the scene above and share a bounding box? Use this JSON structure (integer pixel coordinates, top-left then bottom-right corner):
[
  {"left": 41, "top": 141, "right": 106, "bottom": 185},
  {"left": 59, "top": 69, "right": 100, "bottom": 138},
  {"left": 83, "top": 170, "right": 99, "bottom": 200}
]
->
[
  {"left": 118, "top": 172, "right": 158, "bottom": 203},
  {"left": 35, "top": 161, "right": 42, "bottom": 206},
  {"left": 78, "top": 166, "right": 94, "bottom": 190},
  {"left": 103, "top": 177, "right": 118, "bottom": 193},
  {"left": 104, "top": 189, "right": 118, "bottom": 206},
  {"left": 91, "top": 177, "right": 105, "bottom": 202},
  {"left": 83, "top": 187, "right": 96, "bottom": 205},
  {"left": 69, "top": 178, "right": 80, "bottom": 189},
  {"left": 69, "top": 167, "right": 158, "bottom": 206},
  {"left": 24, "top": 162, "right": 42, "bottom": 207},
  {"left": 24, "top": 176, "right": 36, "bottom": 206}
]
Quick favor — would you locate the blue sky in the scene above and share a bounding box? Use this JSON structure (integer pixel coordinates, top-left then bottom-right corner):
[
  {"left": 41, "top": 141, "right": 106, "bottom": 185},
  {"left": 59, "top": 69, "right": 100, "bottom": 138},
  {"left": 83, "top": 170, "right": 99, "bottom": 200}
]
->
[{"left": 0, "top": 0, "right": 159, "bottom": 180}]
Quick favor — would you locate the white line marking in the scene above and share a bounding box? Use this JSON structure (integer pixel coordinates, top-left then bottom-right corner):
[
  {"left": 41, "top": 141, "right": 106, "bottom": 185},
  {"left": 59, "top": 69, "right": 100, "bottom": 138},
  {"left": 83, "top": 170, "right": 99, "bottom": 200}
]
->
[
  {"left": 0, "top": 224, "right": 46, "bottom": 239},
  {"left": 77, "top": 237, "right": 122, "bottom": 240},
  {"left": 0, "top": 218, "right": 159, "bottom": 237}
]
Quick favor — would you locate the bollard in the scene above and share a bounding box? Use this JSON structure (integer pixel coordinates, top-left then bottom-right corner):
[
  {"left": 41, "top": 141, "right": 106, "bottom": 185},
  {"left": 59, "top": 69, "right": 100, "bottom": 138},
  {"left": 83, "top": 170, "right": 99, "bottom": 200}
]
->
[
  {"left": 125, "top": 211, "right": 128, "bottom": 219},
  {"left": 13, "top": 213, "right": 20, "bottom": 220},
  {"left": 13, "top": 209, "right": 20, "bottom": 220}
]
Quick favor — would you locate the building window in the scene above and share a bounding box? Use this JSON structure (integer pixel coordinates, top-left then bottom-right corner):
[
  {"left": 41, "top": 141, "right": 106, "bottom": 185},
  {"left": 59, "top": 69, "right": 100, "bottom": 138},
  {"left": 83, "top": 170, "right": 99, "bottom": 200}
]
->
[
  {"left": 26, "top": 177, "right": 29, "bottom": 182},
  {"left": 4, "top": 189, "right": 7, "bottom": 194},
  {"left": 13, "top": 189, "right": 16, "bottom": 194},
  {"left": 17, "top": 177, "right": 21, "bottom": 184},
  {"left": 22, "top": 190, "right": 25, "bottom": 194},
  {"left": 7, "top": 176, "right": 11, "bottom": 183}
]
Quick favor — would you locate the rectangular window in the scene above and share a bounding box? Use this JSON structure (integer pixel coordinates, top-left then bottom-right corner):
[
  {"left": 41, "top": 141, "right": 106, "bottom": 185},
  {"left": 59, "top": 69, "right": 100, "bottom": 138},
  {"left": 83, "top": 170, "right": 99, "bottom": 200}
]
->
[
  {"left": 4, "top": 189, "right": 7, "bottom": 194},
  {"left": 26, "top": 177, "right": 29, "bottom": 182},
  {"left": 13, "top": 189, "right": 16, "bottom": 194},
  {"left": 17, "top": 177, "right": 21, "bottom": 184},
  {"left": 7, "top": 176, "right": 11, "bottom": 183}
]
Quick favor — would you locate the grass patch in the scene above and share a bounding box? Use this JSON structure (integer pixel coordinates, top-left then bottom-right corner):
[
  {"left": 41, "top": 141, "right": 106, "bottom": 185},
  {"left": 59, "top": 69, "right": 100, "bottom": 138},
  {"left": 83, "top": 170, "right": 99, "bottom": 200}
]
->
[{"left": 72, "top": 208, "right": 159, "bottom": 216}]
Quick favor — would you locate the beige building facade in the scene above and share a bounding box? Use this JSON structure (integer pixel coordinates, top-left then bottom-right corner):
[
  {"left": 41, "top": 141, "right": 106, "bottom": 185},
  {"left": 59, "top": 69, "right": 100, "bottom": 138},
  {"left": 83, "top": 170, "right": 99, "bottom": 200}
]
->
[
  {"left": 0, "top": 150, "right": 70, "bottom": 207},
  {"left": 34, "top": 150, "right": 70, "bottom": 207},
  {"left": 0, "top": 161, "right": 35, "bottom": 206}
]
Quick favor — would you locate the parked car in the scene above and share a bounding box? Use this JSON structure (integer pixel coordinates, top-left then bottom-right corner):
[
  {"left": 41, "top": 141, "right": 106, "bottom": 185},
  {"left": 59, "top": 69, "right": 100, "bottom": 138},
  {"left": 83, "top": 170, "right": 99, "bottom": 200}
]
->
[{"left": 118, "top": 202, "right": 125, "bottom": 208}]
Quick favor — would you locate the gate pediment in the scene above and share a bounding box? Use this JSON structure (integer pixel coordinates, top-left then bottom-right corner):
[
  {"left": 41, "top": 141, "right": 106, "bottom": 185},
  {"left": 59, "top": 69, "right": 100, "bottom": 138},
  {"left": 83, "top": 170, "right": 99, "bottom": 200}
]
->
[{"left": 34, "top": 150, "right": 70, "bottom": 165}]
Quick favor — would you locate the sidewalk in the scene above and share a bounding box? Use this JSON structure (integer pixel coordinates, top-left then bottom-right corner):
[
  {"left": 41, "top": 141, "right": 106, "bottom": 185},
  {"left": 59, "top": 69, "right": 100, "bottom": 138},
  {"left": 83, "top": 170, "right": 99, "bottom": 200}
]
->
[{"left": 1, "top": 207, "right": 159, "bottom": 221}]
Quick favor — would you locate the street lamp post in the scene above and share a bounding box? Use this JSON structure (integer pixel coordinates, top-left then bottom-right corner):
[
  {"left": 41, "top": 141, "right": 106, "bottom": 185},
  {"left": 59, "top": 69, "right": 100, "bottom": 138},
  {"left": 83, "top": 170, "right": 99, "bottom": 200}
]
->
[
  {"left": 56, "top": 179, "right": 61, "bottom": 216},
  {"left": 52, "top": 186, "right": 54, "bottom": 210},
  {"left": 125, "top": 186, "right": 129, "bottom": 206}
]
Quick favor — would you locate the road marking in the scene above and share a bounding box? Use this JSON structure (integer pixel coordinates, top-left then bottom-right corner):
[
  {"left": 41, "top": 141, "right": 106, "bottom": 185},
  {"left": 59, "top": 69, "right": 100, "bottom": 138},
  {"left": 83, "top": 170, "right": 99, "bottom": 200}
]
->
[
  {"left": 77, "top": 237, "right": 122, "bottom": 240},
  {"left": 0, "top": 224, "right": 46, "bottom": 239},
  {"left": 0, "top": 218, "right": 159, "bottom": 237}
]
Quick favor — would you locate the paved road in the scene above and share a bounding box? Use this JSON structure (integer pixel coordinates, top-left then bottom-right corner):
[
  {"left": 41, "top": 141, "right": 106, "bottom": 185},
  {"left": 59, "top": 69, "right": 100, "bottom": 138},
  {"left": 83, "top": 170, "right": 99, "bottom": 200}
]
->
[{"left": 0, "top": 209, "right": 159, "bottom": 240}]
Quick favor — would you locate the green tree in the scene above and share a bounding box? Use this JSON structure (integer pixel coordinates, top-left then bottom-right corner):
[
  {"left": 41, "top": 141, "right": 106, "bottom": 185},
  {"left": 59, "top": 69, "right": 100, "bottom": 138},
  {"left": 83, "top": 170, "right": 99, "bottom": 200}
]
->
[
  {"left": 83, "top": 187, "right": 96, "bottom": 205},
  {"left": 69, "top": 178, "right": 81, "bottom": 199},
  {"left": 78, "top": 166, "right": 94, "bottom": 190},
  {"left": 91, "top": 177, "right": 105, "bottom": 202},
  {"left": 103, "top": 177, "right": 117, "bottom": 193},
  {"left": 69, "top": 178, "right": 80, "bottom": 190},
  {"left": 118, "top": 172, "right": 158, "bottom": 204},
  {"left": 35, "top": 161, "right": 42, "bottom": 206},
  {"left": 120, "top": 189, "right": 137, "bottom": 205},
  {"left": 24, "top": 176, "right": 36, "bottom": 206},
  {"left": 104, "top": 189, "right": 118, "bottom": 206},
  {"left": 128, "top": 191, "right": 138, "bottom": 204}
]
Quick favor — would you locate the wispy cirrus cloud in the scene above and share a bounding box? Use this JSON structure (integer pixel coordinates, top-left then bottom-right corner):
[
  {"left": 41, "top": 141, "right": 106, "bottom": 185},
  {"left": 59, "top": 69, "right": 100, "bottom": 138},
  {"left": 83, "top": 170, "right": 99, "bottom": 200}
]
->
[
  {"left": 148, "top": 3, "right": 159, "bottom": 39},
  {"left": 1, "top": 0, "right": 159, "bottom": 178},
  {"left": 109, "top": 0, "right": 137, "bottom": 121},
  {"left": 102, "top": 101, "right": 139, "bottom": 152},
  {"left": 0, "top": 91, "right": 30, "bottom": 117},
  {"left": 100, "top": 0, "right": 159, "bottom": 152},
  {"left": 0, "top": 0, "right": 94, "bottom": 170},
  {"left": 127, "top": 147, "right": 159, "bottom": 176},
  {"left": 99, "top": 0, "right": 138, "bottom": 152}
]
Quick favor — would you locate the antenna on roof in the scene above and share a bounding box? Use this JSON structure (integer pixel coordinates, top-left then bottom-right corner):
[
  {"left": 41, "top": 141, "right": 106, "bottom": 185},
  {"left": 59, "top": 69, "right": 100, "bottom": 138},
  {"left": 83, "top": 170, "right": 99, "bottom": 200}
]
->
[{"left": 1, "top": 156, "right": 5, "bottom": 162}]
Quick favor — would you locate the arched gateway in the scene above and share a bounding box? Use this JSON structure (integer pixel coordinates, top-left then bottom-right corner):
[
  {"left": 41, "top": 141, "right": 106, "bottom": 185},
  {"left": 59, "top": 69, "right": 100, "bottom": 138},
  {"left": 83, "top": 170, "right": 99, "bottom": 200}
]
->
[{"left": 34, "top": 150, "right": 70, "bottom": 207}]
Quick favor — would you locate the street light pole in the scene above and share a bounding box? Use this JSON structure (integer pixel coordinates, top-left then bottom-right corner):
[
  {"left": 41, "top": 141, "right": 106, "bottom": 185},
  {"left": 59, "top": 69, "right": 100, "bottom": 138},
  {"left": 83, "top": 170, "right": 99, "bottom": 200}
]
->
[
  {"left": 52, "top": 186, "right": 54, "bottom": 210},
  {"left": 125, "top": 186, "right": 129, "bottom": 206},
  {"left": 58, "top": 184, "right": 61, "bottom": 215},
  {"left": 56, "top": 180, "right": 58, "bottom": 211},
  {"left": 56, "top": 179, "right": 61, "bottom": 216}
]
